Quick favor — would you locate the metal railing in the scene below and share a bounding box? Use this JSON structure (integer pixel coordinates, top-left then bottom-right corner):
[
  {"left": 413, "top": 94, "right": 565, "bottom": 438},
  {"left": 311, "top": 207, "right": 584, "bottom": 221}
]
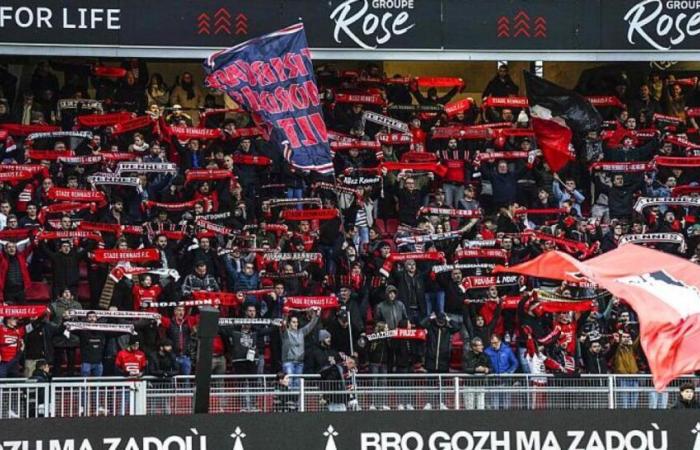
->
[{"left": 0, "top": 374, "right": 695, "bottom": 418}]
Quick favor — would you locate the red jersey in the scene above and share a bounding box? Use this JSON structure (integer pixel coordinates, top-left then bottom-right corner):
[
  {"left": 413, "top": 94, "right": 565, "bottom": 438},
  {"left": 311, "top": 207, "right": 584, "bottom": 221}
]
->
[
  {"left": 115, "top": 349, "right": 147, "bottom": 376},
  {"left": 0, "top": 325, "right": 24, "bottom": 361},
  {"left": 132, "top": 284, "right": 163, "bottom": 311}
]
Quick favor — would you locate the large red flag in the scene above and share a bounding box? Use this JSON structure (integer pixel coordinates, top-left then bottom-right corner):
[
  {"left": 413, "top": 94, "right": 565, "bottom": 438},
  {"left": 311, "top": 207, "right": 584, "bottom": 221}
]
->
[{"left": 531, "top": 116, "right": 574, "bottom": 172}]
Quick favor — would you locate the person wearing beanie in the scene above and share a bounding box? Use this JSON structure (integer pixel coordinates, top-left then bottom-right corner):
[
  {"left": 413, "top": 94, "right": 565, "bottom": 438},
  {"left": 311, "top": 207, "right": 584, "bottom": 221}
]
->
[
  {"left": 115, "top": 335, "right": 146, "bottom": 377},
  {"left": 147, "top": 339, "right": 179, "bottom": 378},
  {"left": 307, "top": 328, "right": 340, "bottom": 374}
]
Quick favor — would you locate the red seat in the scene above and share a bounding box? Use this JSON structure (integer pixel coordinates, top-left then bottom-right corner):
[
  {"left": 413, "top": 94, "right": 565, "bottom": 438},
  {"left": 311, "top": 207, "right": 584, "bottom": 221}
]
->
[
  {"left": 77, "top": 281, "right": 91, "bottom": 303},
  {"left": 25, "top": 281, "right": 51, "bottom": 303}
]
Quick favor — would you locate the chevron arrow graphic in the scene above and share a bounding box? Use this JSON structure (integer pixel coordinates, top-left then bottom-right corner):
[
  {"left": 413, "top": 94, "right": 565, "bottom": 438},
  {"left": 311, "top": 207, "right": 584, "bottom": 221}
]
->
[
  {"left": 236, "top": 13, "right": 248, "bottom": 35},
  {"left": 215, "top": 7, "right": 231, "bottom": 19},
  {"left": 497, "top": 16, "right": 509, "bottom": 38},
  {"left": 514, "top": 10, "right": 530, "bottom": 21},
  {"left": 196, "top": 12, "right": 210, "bottom": 35}
]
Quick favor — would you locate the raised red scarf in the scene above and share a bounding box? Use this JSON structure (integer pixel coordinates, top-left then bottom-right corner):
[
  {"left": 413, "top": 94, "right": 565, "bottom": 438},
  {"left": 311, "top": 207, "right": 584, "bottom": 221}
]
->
[
  {"left": 0, "top": 164, "right": 49, "bottom": 177},
  {"left": 92, "top": 248, "right": 160, "bottom": 263},
  {"left": 655, "top": 156, "right": 700, "bottom": 167},
  {"left": 143, "top": 199, "right": 202, "bottom": 211},
  {"left": 38, "top": 202, "right": 93, "bottom": 224},
  {"left": 334, "top": 93, "right": 385, "bottom": 106},
  {"left": 432, "top": 126, "right": 491, "bottom": 140},
  {"left": 653, "top": 113, "right": 684, "bottom": 125},
  {"left": 229, "top": 127, "right": 265, "bottom": 138},
  {"left": 589, "top": 161, "right": 653, "bottom": 172},
  {"left": 381, "top": 162, "right": 449, "bottom": 178},
  {"left": 78, "top": 221, "right": 123, "bottom": 235},
  {"left": 330, "top": 141, "right": 381, "bottom": 151},
  {"left": 586, "top": 96, "right": 625, "bottom": 108},
  {"left": 284, "top": 296, "right": 339, "bottom": 310},
  {"left": 192, "top": 290, "right": 242, "bottom": 307},
  {"left": 48, "top": 187, "right": 106, "bottom": 204},
  {"left": 27, "top": 150, "right": 74, "bottom": 161},
  {"left": 58, "top": 155, "right": 105, "bottom": 165},
  {"left": 170, "top": 126, "right": 222, "bottom": 141},
  {"left": 111, "top": 116, "right": 154, "bottom": 135},
  {"left": 92, "top": 66, "right": 127, "bottom": 78},
  {"left": 77, "top": 112, "right": 134, "bottom": 128},
  {"left": 0, "top": 228, "right": 32, "bottom": 240},
  {"left": 196, "top": 218, "right": 234, "bottom": 236},
  {"left": 455, "top": 248, "right": 508, "bottom": 261},
  {"left": 185, "top": 169, "right": 234, "bottom": 184},
  {"left": 483, "top": 96, "right": 529, "bottom": 108},
  {"left": 0, "top": 171, "right": 33, "bottom": 183},
  {"left": 523, "top": 230, "right": 595, "bottom": 257},
  {"left": 444, "top": 98, "right": 474, "bottom": 117},
  {"left": 0, "top": 305, "right": 47, "bottom": 318},
  {"left": 232, "top": 154, "right": 272, "bottom": 166},
  {"left": 376, "top": 133, "right": 413, "bottom": 145},
  {"left": 380, "top": 251, "right": 446, "bottom": 276},
  {"left": 514, "top": 208, "right": 567, "bottom": 216},
  {"left": 36, "top": 230, "right": 103, "bottom": 243},
  {"left": 366, "top": 328, "right": 427, "bottom": 341},
  {"left": 280, "top": 208, "right": 339, "bottom": 221},
  {"left": 415, "top": 77, "right": 464, "bottom": 89},
  {"left": 100, "top": 152, "right": 138, "bottom": 162},
  {"left": 461, "top": 274, "right": 520, "bottom": 290},
  {"left": 475, "top": 151, "right": 529, "bottom": 163},
  {"left": 0, "top": 124, "right": 60, "bottom": 136},
  {"left": 672, "top": 185, "right": 700, "bottom": 197}
]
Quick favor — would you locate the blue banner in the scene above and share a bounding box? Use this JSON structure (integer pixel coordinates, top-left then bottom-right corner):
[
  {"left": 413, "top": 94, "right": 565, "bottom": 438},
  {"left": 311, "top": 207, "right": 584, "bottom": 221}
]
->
[{"left": 203, "top": 23, "right": 333, "bottom": 175}]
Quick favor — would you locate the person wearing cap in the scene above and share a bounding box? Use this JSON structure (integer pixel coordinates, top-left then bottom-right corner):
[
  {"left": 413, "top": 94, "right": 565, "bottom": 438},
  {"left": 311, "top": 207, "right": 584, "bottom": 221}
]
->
[
  {"left": 147, "top": 339, "right": 179, "bottom": 378},
  {"left": 0, "top": 315, "right": 25, "bottom": 377},
  {"left": 374, "top": 285, "right": 408, "bottom": 331},
  {"left": 115, "top": 335, "right": 147, "bottom": 377}
]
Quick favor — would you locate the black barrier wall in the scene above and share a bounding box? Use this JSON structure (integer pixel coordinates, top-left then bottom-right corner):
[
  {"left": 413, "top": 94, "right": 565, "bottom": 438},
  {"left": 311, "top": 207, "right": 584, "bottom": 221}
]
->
[
  {"left": 1, "top": 0, "right": 700, "bottom": 52},
  {"left": 1, "top": 410, "right": 699, "bottom": 449}
]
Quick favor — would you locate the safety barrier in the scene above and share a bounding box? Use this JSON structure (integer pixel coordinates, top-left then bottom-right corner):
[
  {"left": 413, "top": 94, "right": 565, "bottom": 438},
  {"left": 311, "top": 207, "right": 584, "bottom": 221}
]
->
[{"left": 0, "top": 374, "right": 695, "bottom": 418}]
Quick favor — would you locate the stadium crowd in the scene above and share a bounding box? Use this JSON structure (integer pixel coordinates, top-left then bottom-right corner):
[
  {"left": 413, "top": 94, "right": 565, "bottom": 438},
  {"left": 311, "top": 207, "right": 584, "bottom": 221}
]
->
[{"left": 0, "top": 60, "right": 697, "bottom": 410}]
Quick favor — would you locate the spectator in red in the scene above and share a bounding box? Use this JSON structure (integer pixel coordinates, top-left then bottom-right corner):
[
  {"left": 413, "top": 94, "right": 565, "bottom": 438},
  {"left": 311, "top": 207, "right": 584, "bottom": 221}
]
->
[
  {"left": 115, "top": 336, "right": 147, "bottom": 377},
  {"left": 0, "top": 238, "right": 31, "bottom": 304},
  {"left": 0, "top": 316, "right": 25, "bottom": 377},
  {"left": 160, "top": 306, "right": 197, "bottom": 375}
]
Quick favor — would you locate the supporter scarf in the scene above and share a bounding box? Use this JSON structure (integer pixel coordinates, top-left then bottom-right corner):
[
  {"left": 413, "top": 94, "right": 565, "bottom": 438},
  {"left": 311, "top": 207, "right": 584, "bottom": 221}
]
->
[
  {"left": 671, "top": 77, "right": 698, "bottom": 87},
  {"left": 100, "top": 152, "right": 138, "bottom": 162},
  {"left": 185, "top": 169, "right": 234, "bottom": 184},
  {"left": 263, "top": 252, "right": 322, "bottom": 263},
  {"left": 48, "top": 187, "right": 106, "bottom": 204},
  {"left": 664, "top": 135, "right": 700, "bottom": 150},
  {"left": 0, "top": 228, "right": 32, "bottom": 240},
  {"left": 380, "top": 251, "right": 446, "bottom": 276},
  {"left": 532, "top": 290, "right": 596, "bottom": 313},
  {"left": 38, "top": 203, "right": 93, "bottom": 224},
  {"left": 280, "top": 208, "right": 339, "bottom": 221},
  {"left": 687, "top": 107, "right": 700, "bottom": 118},
  {"left": 232, "top": 154, "right": 272, "bottom": 166},
  {"left": 619, "top": 232, "right": 687, "bottom": 251},
  {"left": 219, "top": 318, "right": 283, "bottom": 327},
  {"left": 341, "top": 175, "right": 382, "bottom": 186},
  {"left": 589, "top": 161, "right": 653, "bottom": 172},
  {"left": 653, "top": 113, "right": 684, "bottom": 125},
  {"left": 92, "top": 249, "right": 160, "bottom": 263},
  {"left": 672, "top": 185, "right": 700, "bottom": 197},
  {"left": 376, "top": 133, "right": 413, "bottom": 145},
  {"left": 27, "top": 150, "right": 75, "bottom": 161},
  {"left": 265, "top": 271, "right": 309, "bottom": 280},
  {"left": 523, "top": 230, "right": 595, "bottom": 257},
  {"left": 386, "top": 104, "right": 444, "bottom": 113},
  {"left": 381, "top": 161, "right": 449, "bottom": 178},
  {"left": 655, "top": 156, "right": 700, "bottom": 167},
  {"left": 169, "top": 126, "right": 222, "bottom": 140},
  {"left": 327, "top": 130, "right": 354, "bottom": 142},
  {"left": 58, "top": 155, "right": 104, "bottom": 165},
  {"left": 334, "top": 93, "right": 385, "bottom": 106},
  {"left": 464, "top": 296, "right": 522, "bottom": 309},
  {"left": 228, "top": 127, "right": 265, "bottom": 138},
  {"left": 585, "top": 96, "right": 625, "bottom": 108},
  {"left": 192, "top": 290, "right": 242, "bottom": 307},
  {"left": 461, "top": 275, "right": 520, "bottom": 291},
  {"left": 0, "top": 164, "right": 49, "bottom": 177},
  {"left": 77, "top": 112, "right": 133, "bottom": 128},
  {"left": 196, "top": 218, "right": 234, "bottom": 236},
  {"left": 483, "top": 97, "right": 529, "bottom": 108},
  {"left": 432, "top": 263, "right": 496, "bottom": 274},
  {"left": 79, "top": 221, "right": 125, "bottom": 235},
  {"left": 66, "top": 310, "right": 161, "bottom": 321},
  {"left": 87, "top": 174, "right": 142, "bottom": 191},
  {"left": 474, "top": 151, "right": 529, "bottom": 163},
  {"left": 633, "top": 196, "right": 700, "bottom": 212},
  {"left": 494, "top": 128, "right": 536, "bottom": 139},
  {"left": 514, "top": 208, "right": 567, "bottom": 216},
  {"left": 400, "top": 152, "right": 438, "bottom": 163},
  {"left": 0, "top": 305, "right": 47, "bottom": 318},
  {"left": 0, "top": 171, "right": 33, "bottom": 182},
  {"left": 36, "top": 230, "right": 103, "bottom": 243},
  {"left": 415, "top": 77, "right": 464, "bottom": 89},
  {"left": 261, "top": 223, "right": 288, "bottom": 234},
  {"left": 263, "top": 198, "right": 322, "bottom": 209},
  {"left": 57, "top": 99, "right": 103, "bottom": 111},
  {"left": 432, "top": 126, "right": 490, "bottom": 140},
  {"left": 418, "top": 207, "right": 481, "bottom": 218},
  {"left": 0, "top": 124, "right": 60, "bottom": 136},
  {"left": 330, "top": 141, "right": 382, "bottom": 151},
  {"left": 362, "top": 111, "right": 409, "bottom": 133},
  {"left": 64, "top": 322, "right": 135, "bottom": 334},
  {"left": 313, "top": 182, "right": 363, "bottom": 200},
  {"left": 144, "top": 299, "right": 221, "bottom": 308},
  {"left": 455, "top": 248, "right": 508, "bottom": 261},
  {"left": 366, "top": 328, "right": 428, "bottom": 341},
  {"left": 396, "top": 230, "right": 464, "bottom": 246},
  {"left": 200, "top": 211, "right": 232, "bottom": 222},
  {"left": 111, "top": 116, "right": 154, "bottom": 135},
  {"left": 444, "top": 98, "right": 474, "bottom": 117},
  {"left": 27, "top": 131, "right": 92, "bottom": 142},
  {"left": 143, "top": 199, "right": 202, "bottom": 211},
  {"left": 284, "top": 296, "right": 339, "bottom": 310},
  {"left": 110, "top": 266, "right": 180, "bottom": 283},
  {"left": 461, "top": 239, "right": 498, "bottom": 248},
  {"left": 116, "top": 162, "right": 178, "bottom": 175}
]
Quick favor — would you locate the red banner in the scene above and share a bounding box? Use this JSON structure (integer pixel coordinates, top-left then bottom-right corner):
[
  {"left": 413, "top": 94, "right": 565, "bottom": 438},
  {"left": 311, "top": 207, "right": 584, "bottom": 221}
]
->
[
  {"left": 0, "top": 124, "right": 60, "bottom": 136},
  {"left": 47, "top": 187, "right": 106, "bottom": 204},
  {"left": 444, "top": 98, "right": 474, "bottom": 117},
  {"left": 170, "top": 126, "right": 222, "bottom": 141},
  {"left": 280, "top": 208, "right": 339, "bottom": 221},
  {"left": 284, "top": 296, "right": 339, "bottom": 310},
  {"left": 483, "top": 96, "right": 529, "bottom": 108},
  {"left": 455, "top": 248, "right": 508, "bottom": 261},
  {"left": 77, "top": 112, "right": 134, "bottom": 128},
  {"left": 334, "top": 93, "right": 385, "bottom": 106},
  {"left": 185, "top": 169, "right": 234, "bottom": 184},
  {"left": 111, "top": 116, "right": 154, "bottom": 135},
  {"left": 92, "top": 249, "right": 160, "bottom": 263},
  {"left": 0, "top": 305, "right": 48, "bottom": 318}
]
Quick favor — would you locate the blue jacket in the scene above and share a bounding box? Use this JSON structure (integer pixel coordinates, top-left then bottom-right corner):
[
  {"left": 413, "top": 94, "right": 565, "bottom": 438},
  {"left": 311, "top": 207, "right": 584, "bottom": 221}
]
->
[{"left": 484, "top": 343, "right": 518, "bottom": 374}]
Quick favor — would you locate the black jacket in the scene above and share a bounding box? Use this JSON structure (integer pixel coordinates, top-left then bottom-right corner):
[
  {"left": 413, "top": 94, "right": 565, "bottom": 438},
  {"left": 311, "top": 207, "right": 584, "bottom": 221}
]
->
[
  {"left": 42, "top": 245, "right": 84, "bottom": 291},
  {"left": 421, "top": 317, "right": 459, "bottom": 373},
  {"left": 147, "top": 350, "right": 179, "bottom": 377},
  {"left": 463, "top": 350, "right": 492, "bottom": 374},
  {"left": 393, "top": 270, "right": 427, "bottom": 314},
  {"left": 74, "top": 329, "right": 106, "bottom": 364},
  {"left": 307, "top": 343, "right": 340, "bottom": 374}
]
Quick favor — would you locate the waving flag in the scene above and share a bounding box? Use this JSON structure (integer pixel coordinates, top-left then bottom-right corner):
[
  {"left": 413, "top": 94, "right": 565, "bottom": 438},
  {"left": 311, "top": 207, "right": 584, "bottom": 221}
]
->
[
  {"left": 524, "top": 71, "right": 602, "bottom": 172},
  {"left": 203, "top": 23, "right": 333, "bottom": 175},
  {"left": 501, "top": 245, "right": 700, "bottom": 391}
]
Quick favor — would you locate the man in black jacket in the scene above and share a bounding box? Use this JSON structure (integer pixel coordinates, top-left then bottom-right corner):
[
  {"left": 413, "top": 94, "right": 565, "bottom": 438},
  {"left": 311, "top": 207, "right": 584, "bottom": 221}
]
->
[
  {"left": 75, "top": 311, "right": 107, "bottom": 377},
  {"left": 462, "top": 337, "right": 491, "bottom": 410},
  {"left": 41, "top": 240, "right": 85, "bottom": 299},
  {"left": 147, "top": 339, "right": 179, "bottom": 377},
  {"left": 673, "top": 383, "right": 700, "bottom": 409},
  {"left": 392, "top": 259, "right": 427, "bottom": 322},
  {"left": 421, "top": 313, "right": 459, "bottom": 374},
  {"left": 396, "top": 176, "right": 429, "bottom": 227},
  {"left": 482, "top": 65, "right": 519, "bottom": 99}
]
